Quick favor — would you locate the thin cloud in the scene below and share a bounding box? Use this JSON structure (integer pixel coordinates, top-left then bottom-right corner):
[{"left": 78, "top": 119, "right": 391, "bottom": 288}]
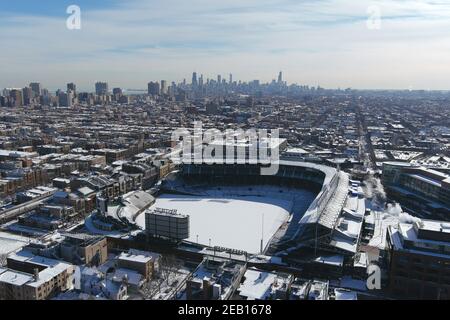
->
[{"left": 1, "top": 0, "right": 450, "bottom": 90}]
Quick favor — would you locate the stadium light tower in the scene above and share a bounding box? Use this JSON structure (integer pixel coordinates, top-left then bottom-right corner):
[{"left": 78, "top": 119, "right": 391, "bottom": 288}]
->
[{"left": 260, "top": 213, "right": 264, "bottom": 254}]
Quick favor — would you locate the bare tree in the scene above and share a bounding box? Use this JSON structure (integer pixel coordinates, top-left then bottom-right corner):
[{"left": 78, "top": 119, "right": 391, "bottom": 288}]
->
[
  {"left": 141, "top": 278, "right": 162, "bottom": 299},
  {"left": 159, "top": 254, "right": 180, "bottom": 284},
  {"left": 140, "top": 254, "right": 183, "bottom": 300}
]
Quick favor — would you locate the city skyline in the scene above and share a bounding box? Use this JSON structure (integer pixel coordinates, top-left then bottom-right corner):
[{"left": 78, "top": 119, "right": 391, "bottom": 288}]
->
[
  {"left": 3, "top": 71, "right": 450, "bottom": 94},
  {"left": 1, "top": 71, "right": 289, "bottom": 94},
  {"left": 2, "top": 0, "right": 450, "bottom": 90}
]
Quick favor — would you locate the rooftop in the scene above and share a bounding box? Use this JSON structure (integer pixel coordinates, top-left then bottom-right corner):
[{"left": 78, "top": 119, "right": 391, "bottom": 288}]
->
[
  {"left": 4, "top": 251, "right": 74, "bottom": 288},
  {"left": 238, "top": 268, "right": 280, "bottom": 300},
  {"left": 117, "top": 249, "right": 159, "bottom": 264}
]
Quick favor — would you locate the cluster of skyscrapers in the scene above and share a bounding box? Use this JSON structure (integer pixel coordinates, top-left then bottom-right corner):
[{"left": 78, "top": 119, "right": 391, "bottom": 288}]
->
[{"left": 1, "top": 72, "right": 294, "bottom": 109}]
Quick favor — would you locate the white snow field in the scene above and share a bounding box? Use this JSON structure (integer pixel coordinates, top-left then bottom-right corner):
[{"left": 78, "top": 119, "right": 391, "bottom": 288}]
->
[{"left": 136, "top": 193, "right": 293, "bottom": 253}]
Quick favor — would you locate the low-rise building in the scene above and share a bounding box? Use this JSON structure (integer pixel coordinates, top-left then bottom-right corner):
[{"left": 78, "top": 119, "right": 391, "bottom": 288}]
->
[
  {"left": 186, "top": 257, "right": 245, "bottom": 300},
  {"left": 117, "top": 249, "right": 160, "bottom": 280},
  {"left": 383, "top": 162, "right": 450, "bottom": 218},
  {"left": 237, "top": 268, "right": 294, "bottom": 300},
  {"left": 1, "top": 251, "right": 74, "bottom": 300},
  {"left": 388, "top": 219, "right": 450, "bottom": 299},
  {"left": 60, "top": 234, "right": 108, "bottom": 266}
]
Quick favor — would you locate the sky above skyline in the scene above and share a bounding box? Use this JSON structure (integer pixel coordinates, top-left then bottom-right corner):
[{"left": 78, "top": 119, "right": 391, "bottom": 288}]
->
[{"left": 1, "top": 0, "right": 450, "bottom": 91}]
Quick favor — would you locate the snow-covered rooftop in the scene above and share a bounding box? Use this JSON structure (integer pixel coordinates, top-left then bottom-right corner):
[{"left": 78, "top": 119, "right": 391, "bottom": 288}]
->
[
  {"left": 334, "top": 288, "right": 358, "bottom": 300},
  {"left": 0, "top": 231, "right": 32, "bottom": 255},
  {"left": 238, "top": 268, "right": 285, "bottom": 300}
]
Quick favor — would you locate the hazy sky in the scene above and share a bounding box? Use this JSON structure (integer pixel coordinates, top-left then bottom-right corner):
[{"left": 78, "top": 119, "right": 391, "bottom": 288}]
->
[{"left": 1, "top": 0, "right": 450, "bottom": 91}]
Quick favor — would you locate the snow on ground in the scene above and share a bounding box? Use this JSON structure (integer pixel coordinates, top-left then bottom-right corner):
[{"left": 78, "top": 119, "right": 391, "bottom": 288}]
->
[{"left": 136, "top": 193, "right": 293, "bottom": 253}]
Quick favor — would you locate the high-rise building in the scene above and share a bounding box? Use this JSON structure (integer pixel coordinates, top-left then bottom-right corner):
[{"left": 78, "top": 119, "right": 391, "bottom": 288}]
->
[
  {"left": 58, "top": 91, "right": 72, "bottom": 107},
  {"left": 9, "top": 89, "right": 23, "bottom": 107},
  {"left": 95, "top": 82, "right": 109, "bottom": 95},
  {"left": 217, "top": 75, "right": 222, "bottom": 84},
  {"left": 192, "top": 72, "right": 198, "bottom": 87},
  {"left": 40, "top": 89, "right": 51, "bottom": 105},
  {"left": 67, "top": 83, "right": 77, "bottom": 94},
  {"left": 160, "top": 80, "right": 168, "bottom": 95},
  {"left": 2, "top": 88, "right": 11, "bottom": 97},
  {"left": 112, "top": 88, "right": 123, "bottom": 96},
  {"left": 67, "top": 91, "right": 74, "bottom": 107},
  {"left": 22, "top": 87, "right": 33, "bottom": 105},
  {"left": 29, "top": 83, "right": 42, "bottom": 97},
  {"left": 168, "top": 85, "right": 175, "bottom": 97},
  {"left": 229, "top": 74, "right": 233, "bottom": 84},
  {"left": 278, "top": 71, "right": 283, "bottom": 83},
  {"left": 113, "top": 88, "right": 123, "bottom": 102},
  {"left": 147, "top": 82, "right": 160, "bottom": 95}
]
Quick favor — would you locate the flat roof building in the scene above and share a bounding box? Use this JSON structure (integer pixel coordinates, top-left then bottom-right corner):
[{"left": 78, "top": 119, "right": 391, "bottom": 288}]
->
[
  {"left": 117, "top": 249, "right": 160, "bottom": 280},
  {"left": 382, "top": 162, "right": 450, "bottom": 218},
  {"left": 1, "top": 251, "right": 74, "bottom": 300},
  {"left": 388, "top": 219, "right": 450, "bottom": 299}
]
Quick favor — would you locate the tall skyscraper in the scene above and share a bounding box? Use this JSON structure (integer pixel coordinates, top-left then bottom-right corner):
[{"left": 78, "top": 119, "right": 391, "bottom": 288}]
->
[
  {"left": 112, "top": 88, "right": 123, "bottom": 96},
  {"left": 160, "top": 80, "right": 168, "bottom": 95},
  {"left": 192, "top": 72, "right": 198, "bottom": 87},
  {"left": 58, "top": 91, "right": 72, "bottom": 107},
  {"left": 2, "top": 88, "right": 11, "bottom": 97},
  {"left": 39, "top": 89, "right": 51, "bottom": 106},
  {"left": 67, "top": 91, "right": 74, "bottom": 107},
  {"left": 95, "top": 82, "right": 109, "bottom": 95},
  {"left": 9, "top": 89, "right": 23, "bottom": 107},
  {"left": 22, "top": 87, "right": 32, "bottom": 105},
  {"left": 278, "top": 71, "right": 283, "bottom": 83},
  {"left": 148, "top": 81, "right": 160, "bottom": 95},
  {"left": 67, "top": 83, "right": 77, "bottom": 94},
  {"left": 29, "top": 82, "right": 42, "bottom": 97},
  {"left": 217, "top": 75, "right": 222, "bottom": 84},
  {"left": 229, "top": 74, "right": 233, "bottom": 84},
  {"left": 168, "top": 84, "right": 176, "bottom": 97}
]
